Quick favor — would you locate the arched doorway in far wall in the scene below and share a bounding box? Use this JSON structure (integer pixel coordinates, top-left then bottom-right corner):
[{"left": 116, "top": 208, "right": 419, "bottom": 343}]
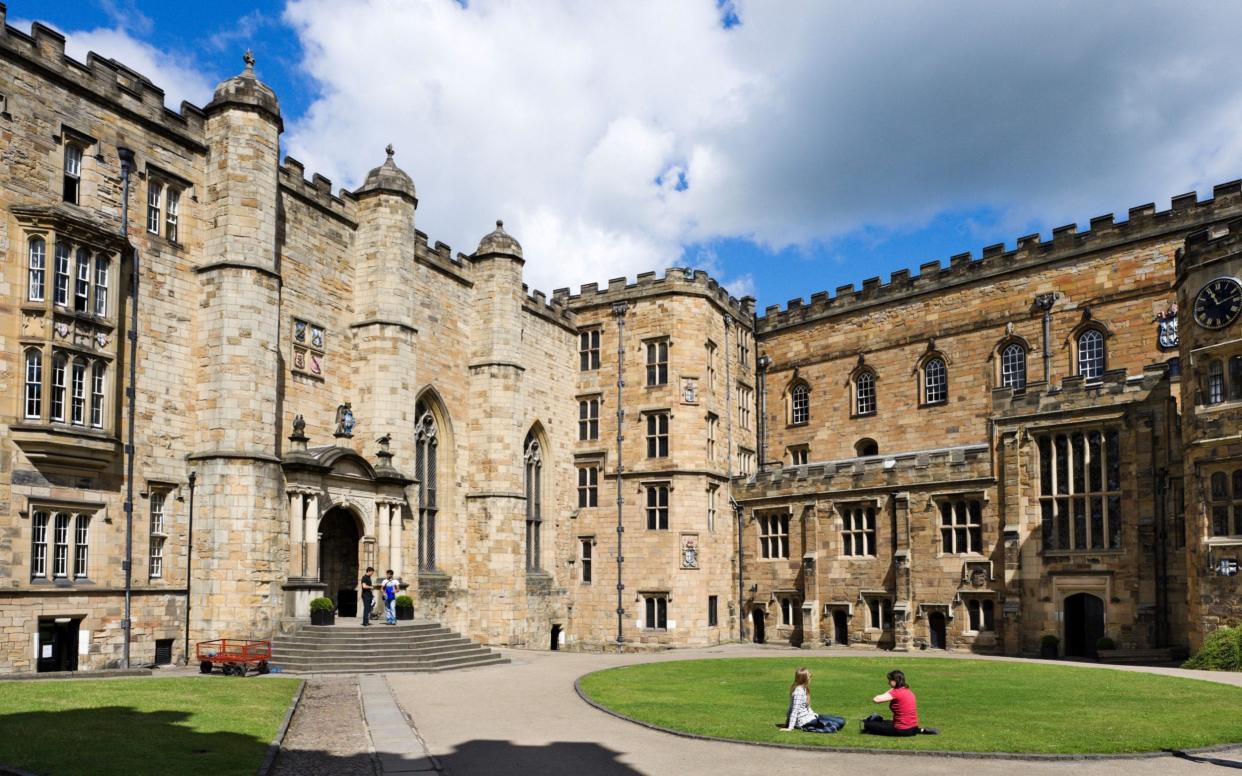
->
[
  {"left": 319, "top": 506, "right": 363, "bottom": 618},
  {"left": 928, "top": 611, "right": 947, "bottom": 649},
  {"left": 832, "top": 610, "right": 848, "bottom": 646},
  {"left": 751, "top": 608, "right": 765, "bottom": 644},
  {"left": 1064, "top": 592, "right": 1105, "bottom": 658}
]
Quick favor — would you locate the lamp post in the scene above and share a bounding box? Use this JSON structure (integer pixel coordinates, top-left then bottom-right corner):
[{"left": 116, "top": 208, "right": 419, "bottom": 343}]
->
[{"left": 182, "top": 471, "right": 196, "bottom": 665}]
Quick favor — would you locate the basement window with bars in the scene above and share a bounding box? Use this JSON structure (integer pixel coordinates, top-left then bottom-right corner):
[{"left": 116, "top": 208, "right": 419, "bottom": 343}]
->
[{"left": 1038, "top": 429, "right": 1122, "bottom": 551}]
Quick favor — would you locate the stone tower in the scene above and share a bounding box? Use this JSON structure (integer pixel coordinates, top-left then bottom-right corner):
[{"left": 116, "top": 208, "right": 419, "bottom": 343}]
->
[{"left": 191, "top": 53, "right": 287, "bottom": 640}]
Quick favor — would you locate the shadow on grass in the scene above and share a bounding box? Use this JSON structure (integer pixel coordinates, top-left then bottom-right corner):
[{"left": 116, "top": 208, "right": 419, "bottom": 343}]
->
[
  {"left": 0, "top": 706, "right": 304, "bottom": 776},
  {"left": 437, "top": 739, "right": 642, "bottom": 776}
]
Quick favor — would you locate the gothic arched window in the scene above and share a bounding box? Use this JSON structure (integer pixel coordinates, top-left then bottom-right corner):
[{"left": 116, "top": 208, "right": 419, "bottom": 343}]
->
[
  {"left": 415, "top": 400, "right": 439, "bottom": 571},
  {"left": 854, "top": 370, "right": 876, "bottom": 417},
  {"left": 525, "top": 431, "right": 543, "bottom": 571},
  {"left": 790, "top": 382, "right": 810, "bottom": 425},
  {"left": 1000, "top": 343, "right": 1027, "bottom": 389},
  {"left": 923, "top": 356, "right": 947, "bottom": 405},
  {"left": 1077, "top": 329, "right": 1106, "bottom": 380}
]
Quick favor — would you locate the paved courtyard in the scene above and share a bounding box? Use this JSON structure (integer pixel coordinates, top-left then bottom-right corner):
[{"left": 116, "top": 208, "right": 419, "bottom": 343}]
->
[{"left": 381, "top": 644, "right": 1242, "bottom": 776}]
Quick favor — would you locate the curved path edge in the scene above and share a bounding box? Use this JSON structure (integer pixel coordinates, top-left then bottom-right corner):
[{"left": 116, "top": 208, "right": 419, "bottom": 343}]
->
[
  {"left": 258, "top": 677, "right": 307, "bottom": 776},
  {"left": 573, "top": 670, "right": 1242, "bottom": 763}
]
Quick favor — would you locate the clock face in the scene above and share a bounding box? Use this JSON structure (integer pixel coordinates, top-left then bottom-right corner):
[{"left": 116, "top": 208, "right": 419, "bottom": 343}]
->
[{"left": 1193, "top": 277, "right": 1242, "bottom": 330}]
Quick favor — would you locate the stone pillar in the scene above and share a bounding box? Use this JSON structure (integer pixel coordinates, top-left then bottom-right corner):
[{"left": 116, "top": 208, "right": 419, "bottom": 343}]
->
[
  {"left": 892, "top": 493, "right": 914, "bottom": 652},
  {"left": 391, "top": 504, "right": 404, "bottom": 580},
  {"left": 306, "top": 495, "right": 321, "bottom": 581},
  {"left": 288, "top": 492, "right": 305, "bottom": 577},
  {"left": 376, "top": 500, "right": 390, "bottom": 573}
]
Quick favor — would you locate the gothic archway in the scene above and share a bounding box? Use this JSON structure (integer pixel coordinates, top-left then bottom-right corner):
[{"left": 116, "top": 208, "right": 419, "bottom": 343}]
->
[
  {"left": 319, "top": 506, "right": 363, "bottom": 617},
  {"left": 1064, "top": 592, "right": 1105, "bottom": 658}
]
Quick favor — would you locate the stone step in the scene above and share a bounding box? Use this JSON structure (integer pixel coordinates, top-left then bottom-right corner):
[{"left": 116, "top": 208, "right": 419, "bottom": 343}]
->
[
  {"left": 271, "top": 645, "right": 485, "bottom": 660},
  {"left": 273, "top": 653, "right": 508, "bottom": 674},
  {"left": 294, "top": 625, "right": 452, "bottom": 637},
  {"left": 271, "top": 635, "right": 470, "bottom": 649},
  {"left": 273, "top": 649, "right": 496, "bottom": 669}
]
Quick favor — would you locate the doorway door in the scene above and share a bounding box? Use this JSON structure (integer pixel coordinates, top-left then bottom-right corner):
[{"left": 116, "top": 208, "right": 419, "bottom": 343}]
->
[
  {"left": 928, "top": 611, "right": 947, "bottom": 649},
  {"left": 550, "top": 624, "right": 561, "bottom": 651},
  {"left": 751, "top": 608, "right": 765, "bottom": 644},
  {"left": 37, "top": 618, "right": 80, "bottom": 673},
  {"left": 1064, "top": 592, "right": 1105, "bottom": 658},
  {"left": 832, "top": 610, "right": 848, "bottom": 646},
  {"left": 319, "top": 507, "right": 362, "bottom": 617}
]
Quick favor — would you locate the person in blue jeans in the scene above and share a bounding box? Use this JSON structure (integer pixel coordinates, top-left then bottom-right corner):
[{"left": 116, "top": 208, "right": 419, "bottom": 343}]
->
[
  {"left": 360, "top": 567, "right": 375, "bottom": 627},
  {"left": 382, "top": 569, "right": 399, "bottom": 625},
  {"left": 783, "top": 667, "right": 846, "bottom": 733}
]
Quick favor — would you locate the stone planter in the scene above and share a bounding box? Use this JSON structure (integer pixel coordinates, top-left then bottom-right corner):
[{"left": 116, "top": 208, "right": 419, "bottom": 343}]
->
[
  {"left": 1039, "top": 644, "right": 1058, "bottom": 659},
  {"left": 396, "top": 606, "right": 414, "bottom": 621},
  {"left": 311, "top": 609, "right": 335, "bottom": 626}
]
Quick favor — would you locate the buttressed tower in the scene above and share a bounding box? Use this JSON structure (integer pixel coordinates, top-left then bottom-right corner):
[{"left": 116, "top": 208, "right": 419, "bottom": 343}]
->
[{"left": 193, "top": 53, "right": 286, "bottom": 638}]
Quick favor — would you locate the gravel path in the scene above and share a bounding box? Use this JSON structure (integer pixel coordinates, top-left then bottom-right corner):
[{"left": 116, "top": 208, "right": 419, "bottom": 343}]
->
[{"left": 272, "top": 676, "right": 375, "bottom": 776}]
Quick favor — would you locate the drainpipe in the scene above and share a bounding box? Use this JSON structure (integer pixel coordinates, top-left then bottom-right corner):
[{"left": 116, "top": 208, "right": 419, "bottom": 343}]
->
[
  {"left": 723, "top": 315, "right": 743, "bottom": 640},
  {"left": 119, "top": 147, "right": 138, "bottom": 670},
  {"left": 756, "top": 355, "right": 772, "bottom": 469},
  {"left": 182, "top": 471, "right": 196, "bottom": 664},
  {"left": 612, "top": 302, "right": 628, "bottom": 646},
  {"left": 1035, "top": 293, "right": 1057, "bottom": 384}
]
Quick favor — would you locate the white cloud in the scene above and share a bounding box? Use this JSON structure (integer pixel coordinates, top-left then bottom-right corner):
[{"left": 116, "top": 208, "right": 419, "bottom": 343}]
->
[
  {"left": 276, "top": 0, "right": 1242, "bottom": 295},
  {"left": 15, "top": 18, "right": 214, "bottom": 108}
]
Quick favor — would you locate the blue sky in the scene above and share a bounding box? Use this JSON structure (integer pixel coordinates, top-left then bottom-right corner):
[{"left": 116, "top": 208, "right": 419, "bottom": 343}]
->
[{"left": 20, "top": 0, "right": 1242, "bottom": 309}]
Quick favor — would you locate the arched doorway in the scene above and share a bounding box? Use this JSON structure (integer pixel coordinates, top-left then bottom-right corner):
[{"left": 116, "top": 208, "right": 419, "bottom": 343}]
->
[
  {"left": 751, "top": 608, "right": 766, "bottom": 644},
  {"left": 1064, "top": 592, "right": 1105, "bottom": 658},
  {"left": 550, "top": 624, "right": 562, "bottom": 651},
  {"left": 928, "top": 611, "right": 947, "bottom": 649},
  {"left": 319, "top": 507, "right": 362, "bottom": 618},
  {"left": 832, "top": 609, "right": 848, "bottom": 646}
]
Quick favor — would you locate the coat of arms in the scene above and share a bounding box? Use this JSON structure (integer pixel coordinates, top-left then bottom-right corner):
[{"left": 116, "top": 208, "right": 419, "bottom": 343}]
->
[{"left": 1155, "top": 304, "right": 1178, "bottom": 351}]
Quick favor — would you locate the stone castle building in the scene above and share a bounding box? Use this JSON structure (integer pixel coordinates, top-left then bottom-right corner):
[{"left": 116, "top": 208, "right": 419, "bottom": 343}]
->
[{"left": 0, "top": 7, "right": 1238, "bottom": 672}]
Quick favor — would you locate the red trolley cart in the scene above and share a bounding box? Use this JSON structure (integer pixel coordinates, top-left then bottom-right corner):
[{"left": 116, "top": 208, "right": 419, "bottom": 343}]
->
[{"left": 196, "top": 638, "right": 272, "bottom": 676}]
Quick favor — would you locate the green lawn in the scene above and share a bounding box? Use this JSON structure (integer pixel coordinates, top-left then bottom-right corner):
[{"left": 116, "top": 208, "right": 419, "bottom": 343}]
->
[
  {"left": 0, "top": 676, "right": 301, "bottom": 776},
  {"left": 578, "top": 657, "right": 1242, "bottom": 754}
]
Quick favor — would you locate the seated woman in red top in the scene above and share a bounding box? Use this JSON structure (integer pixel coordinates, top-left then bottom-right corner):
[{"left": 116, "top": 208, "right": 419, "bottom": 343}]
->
[{"left": 862, "top": 670, "right": 938, "bottom": 736}]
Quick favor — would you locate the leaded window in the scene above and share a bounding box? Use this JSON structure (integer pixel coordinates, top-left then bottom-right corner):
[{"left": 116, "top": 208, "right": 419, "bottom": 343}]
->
[
  {"left": 1208, "top": 470, "right": 1242, "bottom": 537},
  {"left": 28, "top": 237, "right": 45, "bottom": 302},
  {"left": 166, "top": 188, "right": 180, "bottom": 242},
  {"left": 1207, "top": 360, "right": 1225, "bottom": 405},
  {"left": 791, "top": 383, "right": 809, "bottom": 425},
  {"left": 52, "top": 513, "right": 70, "bottom": 578},
  {"left": 923, "top": 357, "right": 947, "bottom": 404},
  {"left": 415, "top": 402, "right": 439, "bottom": 571},
  {"left": 646, "top": 340, "right": 669, "bottom": 386},
  {"left": 855, "top": 370, "right": 876, "bottom": 416},
  {"left": 74, "top": 514, "right": 89, "bottom": 578},
  {"left": 707, "top": 486, "right": 717, "bottom": 532},
  {"left": 70, "top": 359, "right": 86, "bottom": 426},
  {"left": 524, "top": 433, "right": 542, "bottom": 571},
  {"left": 646, "top": 412, "right": 669, "bottom": 458},
  {"left": 737, "top": 385, "right": 752, "bottom": 430},
  {"left": 967, "top": 599, "right": 995, "bottom": 632},
  {"left": 842, "top": 506, "right": 876, "bottom": 556},
  {"left": 577, "top": 465, "right": 598, "bottom": 508},
  {"left": 579, "top": 398, "right": 599, "bottom": 441},
  {"left": 644, "top": 595, "right": 668, "bottom": 629},
  {"left": 1038, "top": 430, "right": 1122, "bottom": 550},
  {"left": 706, "top": 413, "right": 717, "bottom": 461},
  {"left": 939, "top": 499, "right": 983, "bottom": 554},
  {"left": 91, "top": 362, "right": 106, "bottom": 428},
  {"left": 93, "top": 257, "right": 109, "bottom": 316},
  {"left": 1077, "top": 329, "right": 1105, "bottom": 380},
  {"left": 580, "top": 539, "right": 592, "bottom": 583},
  {"left": 866, "top": 597, "right": 892, "bottom": 630},
  {"left": 147, "top": 182, "right": 162, "bottom": 234},
  {"left": 580, "top": 330, "right": 600, "bottom": 371},
  {"left": 759, "top": 513, "right": 790, "bottom": 559},
  {"left": 646, "top": 484, "right": 669, "bottom": 530},
  {"left": 1001, "top": 343, "right": 1027, "bottom": 389}
]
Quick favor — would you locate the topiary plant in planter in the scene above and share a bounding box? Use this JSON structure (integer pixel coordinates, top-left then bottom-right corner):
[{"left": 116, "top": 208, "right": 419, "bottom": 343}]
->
[
  {"left": 1039, "top": 633, "right": 1059, "bottom": 659},
  {"left": 395, "top": 594, "right": 414, "bottom": 621},
  {"left": 310, "top": 596, "right": 335, "bottom": 626}
]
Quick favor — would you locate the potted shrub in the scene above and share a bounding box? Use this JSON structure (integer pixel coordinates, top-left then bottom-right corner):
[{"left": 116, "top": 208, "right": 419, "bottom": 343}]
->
[
  {"left": 310, "top": 596, "right": 335, "bottom": 626},
  {"left": 395, "top": 594, "right": 415, "bottom": 621},
  {"left": 1096, "top": 635, "right": 1116, "bottom": 653},
  {"left": 1039, "top": 634, "right": 1059, "bottom": 659}
]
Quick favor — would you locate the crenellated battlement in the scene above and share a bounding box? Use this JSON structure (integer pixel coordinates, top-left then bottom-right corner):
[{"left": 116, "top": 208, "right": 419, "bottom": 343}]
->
[
  {"left": 278, "top": 157, "right": 357, "bottom": 223},
  {"left": 992, "top": 362, "right": 1170, "bottom": 418},
  {"left": 1182, "top": 214, "right": 1242, "bottom": 271},
  {"left": 412, "top": 229, "right": 473, "bottom": 284},
  {"left": 758, "top": 180, "right": 1242, "bottom": 333},
  {"left": 521, "top": 284, "right": 576, "bottom": 329},
  {"left": 0, "top": 6, "right": 206, "bottom": 146},
  {"left": 735, "top": 443, "right": 992, "bottom": 500},
  {"left": 552, "top": 265, "right": 755, "bottom": 321}
]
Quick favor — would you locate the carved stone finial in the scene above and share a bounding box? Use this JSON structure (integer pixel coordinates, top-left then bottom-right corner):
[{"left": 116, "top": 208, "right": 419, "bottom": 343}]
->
[
  {"left": 243, "top": 50, "right": 255, "bottom": 69},
  {"left": 385, "top": 144, "right": 394, "bottom": 159},
  {"left": 496, "top": 219, "right": 504, "bottom": 229}
]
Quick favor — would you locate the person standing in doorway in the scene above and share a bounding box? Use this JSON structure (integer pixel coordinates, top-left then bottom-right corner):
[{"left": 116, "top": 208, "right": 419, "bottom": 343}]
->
[
  {"left": 360, "top": 566, "right": 375, "bottom": 627},
  {"left": 382, "top": 569, "right": 399, "bottom": 625}
]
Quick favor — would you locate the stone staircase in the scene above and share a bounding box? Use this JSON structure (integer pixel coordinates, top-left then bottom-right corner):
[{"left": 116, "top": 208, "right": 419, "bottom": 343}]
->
[{"left": 270, "top": 620, "right": 508, "bottom": 674}]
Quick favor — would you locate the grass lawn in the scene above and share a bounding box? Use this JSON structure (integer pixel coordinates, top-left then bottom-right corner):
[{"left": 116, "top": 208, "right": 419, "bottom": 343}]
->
[
  {"left": 578, "top": 657, "right": 1242, "bottom": 754},
  {"left": 0, "top": 676, "right": 301, "bottom": 776}
]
